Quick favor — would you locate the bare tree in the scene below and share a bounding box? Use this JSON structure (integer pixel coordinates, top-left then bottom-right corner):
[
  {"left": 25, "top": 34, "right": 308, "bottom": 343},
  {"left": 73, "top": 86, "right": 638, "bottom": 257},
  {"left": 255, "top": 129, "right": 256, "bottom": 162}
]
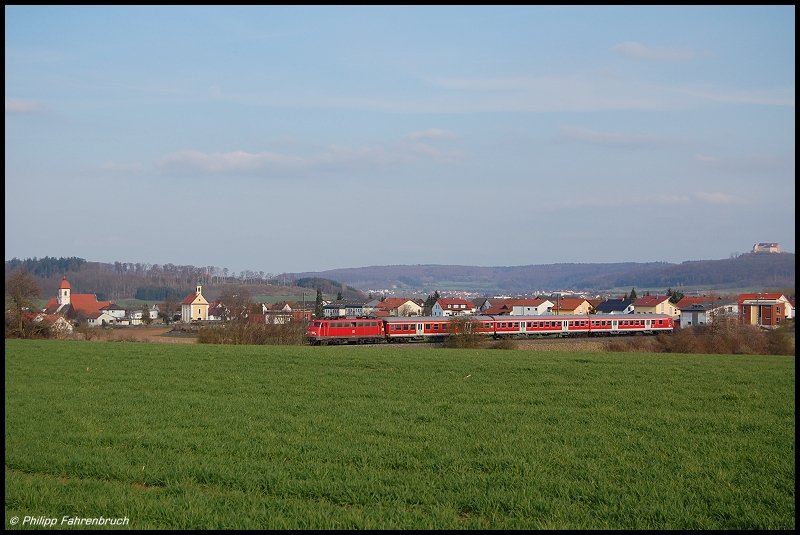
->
[
  {"left": 5, "top": 270, "right": 41, "bottom": 338},
  {"left": 219, "top": 287, "right": 253, "bottom": 322}
]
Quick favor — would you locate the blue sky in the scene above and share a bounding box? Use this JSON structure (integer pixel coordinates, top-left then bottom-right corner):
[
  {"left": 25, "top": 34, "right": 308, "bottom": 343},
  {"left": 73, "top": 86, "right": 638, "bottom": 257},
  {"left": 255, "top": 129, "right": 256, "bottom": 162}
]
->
[{"left": 5, "top": 6, "right": 795, "bottom": 275}]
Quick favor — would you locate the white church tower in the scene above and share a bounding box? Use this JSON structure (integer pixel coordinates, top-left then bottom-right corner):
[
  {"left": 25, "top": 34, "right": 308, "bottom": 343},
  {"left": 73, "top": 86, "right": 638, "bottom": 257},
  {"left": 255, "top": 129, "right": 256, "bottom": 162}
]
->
[{"left": 57, "top": 277, "right": 71, "bottom": 306}]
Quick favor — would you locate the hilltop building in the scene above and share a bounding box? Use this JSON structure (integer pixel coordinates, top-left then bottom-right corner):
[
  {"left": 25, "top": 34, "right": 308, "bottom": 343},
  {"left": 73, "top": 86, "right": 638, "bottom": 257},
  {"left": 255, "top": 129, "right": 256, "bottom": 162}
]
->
[{"left": 752, "top": 242, "right": 780, "bottom": 253}]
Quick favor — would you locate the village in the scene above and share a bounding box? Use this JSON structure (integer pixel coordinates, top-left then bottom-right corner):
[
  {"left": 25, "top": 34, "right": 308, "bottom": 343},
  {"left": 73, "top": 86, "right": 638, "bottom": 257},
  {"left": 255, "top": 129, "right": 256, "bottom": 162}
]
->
[{"left": 31, "top": 276, "right": 795, "bottom": 339}]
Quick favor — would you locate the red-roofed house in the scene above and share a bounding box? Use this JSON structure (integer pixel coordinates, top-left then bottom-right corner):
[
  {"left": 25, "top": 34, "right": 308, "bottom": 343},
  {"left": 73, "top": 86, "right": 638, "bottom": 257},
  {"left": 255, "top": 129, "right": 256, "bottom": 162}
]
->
[
  {"left": 551, "top": 297, "right": 592, "bottom": 316},
  {"left": 633, "top": 295, "right": 680, "bottom": 319},
  {"left": 376, "top": 298, "right": 423, "bottom": 317},
  {"left": 432, "top": 298, "right": 477, "bottom": 317},
  {"left": 181, "top": 285, "right": 209, "bottom": 322},
  {"left": 42, "top": 277, "right": 113, "bottom": 325},
  {"left": 261, "top": 301, "right": 313, "bottom": 324},
  {"left": 32, "top": 313, "right": 74, "bottom": 338},
  {"left": 738, "top": 293, "right": 793, "bottom": 327}
]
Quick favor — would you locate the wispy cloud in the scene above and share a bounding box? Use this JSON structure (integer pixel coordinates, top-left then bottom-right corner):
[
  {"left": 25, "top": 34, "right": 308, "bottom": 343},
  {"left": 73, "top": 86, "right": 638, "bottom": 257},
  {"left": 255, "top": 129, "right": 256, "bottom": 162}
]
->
[
  {"left": 693, "top": 191, "right": 740, "bottom": 205},
  {"left": 406, "top": 128, "right": 457, "bottom": 141},
  {"left": 161, "top": 140, "right": 463, "bottom": 175},
  {"left": 559, "top": 126, "right": 670, "bottom": 147},
  {"left": 428, "top": 74, "right": 678, "bottom": 112},
  {"left": 678, "top": 87, "right": 794, "bottom": 107},
  {"left": 98, "top": 162, "right": 146, "bottom": 173},
  {"left": 161, "top": 150, "right": 305, "bottom": 173},
  {"left": 692, "top": 151, "right": 792, "bottom": 173},
  {"left": 613, "top": 41, "right": 695, "bottom": 61},
  {"left": 549, "top": 191, "right": 743, "bottom": 210},
  {"left": 5, "top": 98, "right": 47, "bottom": 113}
]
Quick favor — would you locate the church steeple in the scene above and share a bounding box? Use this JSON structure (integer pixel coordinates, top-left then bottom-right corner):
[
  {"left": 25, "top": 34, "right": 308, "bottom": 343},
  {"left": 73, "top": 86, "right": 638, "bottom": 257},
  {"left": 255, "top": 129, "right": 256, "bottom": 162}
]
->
[{"left": 57, "top": 277, "right": 71, "bottom": 306}]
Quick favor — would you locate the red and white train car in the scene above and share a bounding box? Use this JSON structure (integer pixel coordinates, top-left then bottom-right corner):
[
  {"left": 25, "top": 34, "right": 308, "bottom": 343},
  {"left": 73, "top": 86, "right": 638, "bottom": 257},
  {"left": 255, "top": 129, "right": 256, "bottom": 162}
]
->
[
  {"left": 382, "top": 316, "right": 496, "bottom": 342},
  {"left": 307, "top": 313, "right": 674, "bottom": 344}
]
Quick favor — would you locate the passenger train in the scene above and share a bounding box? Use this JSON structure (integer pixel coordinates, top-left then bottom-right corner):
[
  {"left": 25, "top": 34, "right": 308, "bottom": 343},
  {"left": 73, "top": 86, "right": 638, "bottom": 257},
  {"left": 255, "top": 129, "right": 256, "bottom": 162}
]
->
[{"left": 306, "top": 313, "right": 674, "bottom": 345}]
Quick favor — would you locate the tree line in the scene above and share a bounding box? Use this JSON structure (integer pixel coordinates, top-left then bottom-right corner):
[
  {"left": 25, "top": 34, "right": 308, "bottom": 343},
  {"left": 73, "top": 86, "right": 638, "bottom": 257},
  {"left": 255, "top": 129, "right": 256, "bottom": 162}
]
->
[{"left": 4, "top": 257, "right": 325, "bottom": 301}]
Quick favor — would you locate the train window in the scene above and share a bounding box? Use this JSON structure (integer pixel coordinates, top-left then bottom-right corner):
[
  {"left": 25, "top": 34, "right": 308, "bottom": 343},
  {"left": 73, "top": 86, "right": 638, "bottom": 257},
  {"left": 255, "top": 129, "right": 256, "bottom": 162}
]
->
[{"left": 433, "top": 323, "right": 438, "bottom": 330}]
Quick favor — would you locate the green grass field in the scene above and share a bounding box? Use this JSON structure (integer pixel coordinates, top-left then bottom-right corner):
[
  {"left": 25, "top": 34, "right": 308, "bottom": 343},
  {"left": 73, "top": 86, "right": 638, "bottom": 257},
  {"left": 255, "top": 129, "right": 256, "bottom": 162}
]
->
[{"left": 5, "top": 340, "right": 795, "bottom": 529}]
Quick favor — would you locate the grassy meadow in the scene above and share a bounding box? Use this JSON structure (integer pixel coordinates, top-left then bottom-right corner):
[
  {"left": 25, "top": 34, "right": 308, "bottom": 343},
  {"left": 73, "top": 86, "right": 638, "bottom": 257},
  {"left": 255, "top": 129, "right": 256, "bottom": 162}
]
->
[{"left": 4, "top": 339, "right": 795, "bottom": 529}]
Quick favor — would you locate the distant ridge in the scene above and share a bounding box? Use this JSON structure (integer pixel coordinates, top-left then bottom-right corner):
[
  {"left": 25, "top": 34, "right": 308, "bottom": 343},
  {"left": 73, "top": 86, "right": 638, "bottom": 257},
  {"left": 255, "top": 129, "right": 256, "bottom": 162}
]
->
[
  {"left": 292, "top": 253, "right": 795, "bottom": 295},
  {"left": 5, "top": 252, "right": 794, "bottom": 301}
]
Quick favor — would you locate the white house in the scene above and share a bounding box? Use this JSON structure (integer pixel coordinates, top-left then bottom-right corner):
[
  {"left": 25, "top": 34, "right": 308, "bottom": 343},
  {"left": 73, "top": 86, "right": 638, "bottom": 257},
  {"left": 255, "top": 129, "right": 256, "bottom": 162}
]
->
[
  {"left": 432, "top": 298, "right": 477, "bottom": 317},
  {"left": 86, "top": 311, "right": 118, "bottom": 327},
  {"left": 679, "top": 301, "right": 739, "bottom": 328},
  {"left": 100, "top": 303, "right": 127, "bottom": 320},
  {"left": 512, "top": 299, "right": 554, "bottom": 316}
]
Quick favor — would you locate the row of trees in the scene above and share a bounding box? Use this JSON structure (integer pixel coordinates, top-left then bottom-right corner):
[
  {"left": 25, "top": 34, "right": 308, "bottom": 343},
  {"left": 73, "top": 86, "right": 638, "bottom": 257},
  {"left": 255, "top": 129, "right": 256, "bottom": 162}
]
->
[
  {"left": 620, "top": 288, "right": 685, "bottom": 303},
  {"left": 4, "top": 257, "right": 322, "bottom": 302}
]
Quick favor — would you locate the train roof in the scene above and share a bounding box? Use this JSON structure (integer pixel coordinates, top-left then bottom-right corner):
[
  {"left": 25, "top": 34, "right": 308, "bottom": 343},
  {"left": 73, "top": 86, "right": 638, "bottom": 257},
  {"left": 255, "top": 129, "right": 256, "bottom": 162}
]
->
[{"left": 379, "top": 313, "right": 672, "bottom": 323}]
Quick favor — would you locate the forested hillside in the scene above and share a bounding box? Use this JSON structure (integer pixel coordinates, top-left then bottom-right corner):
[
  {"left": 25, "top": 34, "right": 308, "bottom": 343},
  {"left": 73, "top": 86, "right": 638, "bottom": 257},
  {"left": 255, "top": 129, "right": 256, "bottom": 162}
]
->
[
  {"left": 293, "top": 253, "right": 795, "bottom": 295},
  {"left": 4, "top": 258, "right": 365, "bottom": 302},
  {"left": 5, "top": 252, "right": 794, "bottom": 302}
]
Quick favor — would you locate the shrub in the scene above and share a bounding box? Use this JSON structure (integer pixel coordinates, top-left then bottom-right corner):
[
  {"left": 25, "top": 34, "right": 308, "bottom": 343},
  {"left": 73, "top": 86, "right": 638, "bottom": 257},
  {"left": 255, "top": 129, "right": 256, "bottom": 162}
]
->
[
  {"left": 197, "top": 320, "right": 307, "bottom": 345},
  {"left": 605, "top": 318, "right": 792, "bottom": 356},
  {"left": 490, "top": 338, "right": 518, "bottom": 350}
]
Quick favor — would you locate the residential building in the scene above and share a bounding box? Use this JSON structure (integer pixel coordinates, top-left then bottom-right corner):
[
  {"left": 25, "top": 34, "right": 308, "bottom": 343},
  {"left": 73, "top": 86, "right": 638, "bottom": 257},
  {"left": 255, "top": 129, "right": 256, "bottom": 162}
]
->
[
  {"left": 738, "top": 293, "right": 791, "bottom": 328},
  {"left": 482, "top": 298, "right": 554, "bottom": 316},
  {"left": 678, "top": 300, "right": 739, "bottom": 328},
  {"left": 633, "top": 295, "right": 680, "bottom": 319},
  {"left": 551, "top": 297, "right": 592, "bottom": 316},
  {"left": 432, "top": 298, "right": 477, "bottom": 316},
  {"left": 376, "top": 298, "right": 423, "bottom": 317},
  {"left": 595, "top": 299, "right": 634, "bottom": 314},
  {"left": 737, "top": 293, "right": 794, "bottom": 321},
  {"left": 323, "top": 301, "right": 368, "bottom": 318},
  {"left": 262, "top": 301, "right": 313, "bottom": 324}
]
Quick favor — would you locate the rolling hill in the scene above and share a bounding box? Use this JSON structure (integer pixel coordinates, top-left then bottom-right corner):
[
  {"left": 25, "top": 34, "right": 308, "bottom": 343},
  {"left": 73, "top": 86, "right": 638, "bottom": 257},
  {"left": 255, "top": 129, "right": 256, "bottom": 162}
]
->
[{"left": 291, "top": 253, "right": 795, "bottom": 296}]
